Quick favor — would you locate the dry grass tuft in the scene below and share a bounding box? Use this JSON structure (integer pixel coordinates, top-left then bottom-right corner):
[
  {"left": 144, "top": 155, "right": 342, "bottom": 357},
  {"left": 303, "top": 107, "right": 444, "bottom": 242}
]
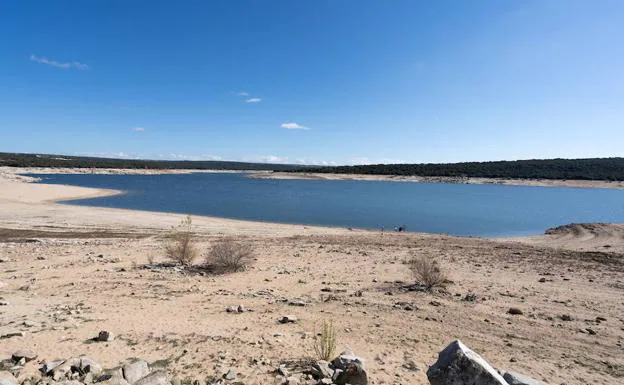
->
[
  {"left": 165, "top": 215, "right": 199, "bottom": 266},
  {"left": 408, "top": 256, "right": 447, "bottom": 289},
  {"left": 204, "top": 238, "right": 253, "bottom": 274},
  {"left": 312, "top": 320, "right": 337, "bottom": 361}
]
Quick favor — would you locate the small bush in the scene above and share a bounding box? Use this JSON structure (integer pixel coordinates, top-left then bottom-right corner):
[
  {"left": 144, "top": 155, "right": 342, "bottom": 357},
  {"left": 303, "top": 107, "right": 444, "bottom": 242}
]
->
[
  {"left": 165, "top": 215, "right": 199, "bottom": 266},
  {"left": 204, "top": 238, "right": 252, "bottom": 274},
  {"left": 409, "top": 256, "right": 447, "bottom": 289},
  {"left": 312, "top": 320, "right": 337, "bottom": 361}
]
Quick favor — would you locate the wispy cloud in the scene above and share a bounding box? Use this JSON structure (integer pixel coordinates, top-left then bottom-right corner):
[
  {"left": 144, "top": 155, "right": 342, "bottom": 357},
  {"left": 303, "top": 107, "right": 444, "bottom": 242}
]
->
[
  {"left": 237, "top": 91, "right": 249, "bottom": 96},
  {"left": 245, "top": 97, "right": 262, "bottom": 103},
  {"left": 281, "top": 122, "right": 309, "bottom": 130},
  {"left": 30, "top": 54, "right": 89, "bottom": 70},
  {"left": 130, "top": 127, "right": 145, "bottom": 132}
]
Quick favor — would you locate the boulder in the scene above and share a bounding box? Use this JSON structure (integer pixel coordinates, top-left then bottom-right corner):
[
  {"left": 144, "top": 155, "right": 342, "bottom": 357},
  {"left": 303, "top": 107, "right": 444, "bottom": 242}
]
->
[
  {"left": 11, "top": 350, "right": 37, "bottom": 363},
  {"left": 334, "top": 361, "right": 368, "bottom": 385},
  {"left": 81, "top": 357, "right": 103, "bottom": 376},
  {"left": 134, "top": 371, "right": 171, "bottom": 385},
  {"left": 503, "top": 371, "right": 548, "bottom": 385},
  {"left": 0, "top": 371, "right": 18, "bottom": 385},
  {"left": 310, "top": 361, "right": 334, "bottom": 379},
  {"left": 16, "top": 361, "right": 42, "bottom": 384},
  {"left": 97, "top": 331, "right": 115, "bottom": 342},
  {"left": 426, "top": 340, "right": 507, "bottom": 385},
  {"left": 331, "top": 351, "right": 365, "bottom": 371},
  {"left": 123, "top": 361, "right": 150, "bottom": 384}
]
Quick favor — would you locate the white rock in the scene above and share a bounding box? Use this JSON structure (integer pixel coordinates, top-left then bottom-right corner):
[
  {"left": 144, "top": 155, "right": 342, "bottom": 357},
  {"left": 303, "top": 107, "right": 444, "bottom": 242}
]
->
[{"left": 427, "top": 340, "right": 508, "bottom": 385}]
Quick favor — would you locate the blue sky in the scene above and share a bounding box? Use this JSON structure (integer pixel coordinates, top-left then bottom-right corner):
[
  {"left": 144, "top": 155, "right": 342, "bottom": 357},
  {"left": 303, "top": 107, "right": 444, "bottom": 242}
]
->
[{"left": 1, "top": 1, "right": 623, "bottom": 165}]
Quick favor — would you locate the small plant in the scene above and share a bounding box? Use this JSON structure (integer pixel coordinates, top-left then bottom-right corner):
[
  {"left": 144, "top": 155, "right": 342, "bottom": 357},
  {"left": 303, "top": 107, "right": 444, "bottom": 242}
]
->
[
  {"left": 204, "top": 238, "right": 252, "bottom": 274},
  {"left": 165, "top": 215, "right": 199, "bottom": 266},
  {"left": 312, "top": 320, "right": 337, "bottom": 361},
  {"left": 408, "top": 256, "right": 447, "bottom": 290}
]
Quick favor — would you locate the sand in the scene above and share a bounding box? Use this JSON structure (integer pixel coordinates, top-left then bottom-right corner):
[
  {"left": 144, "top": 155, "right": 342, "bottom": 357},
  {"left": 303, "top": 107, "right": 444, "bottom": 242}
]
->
[{"left": 0, "top": 167, "right": 623, "bottom": 385}]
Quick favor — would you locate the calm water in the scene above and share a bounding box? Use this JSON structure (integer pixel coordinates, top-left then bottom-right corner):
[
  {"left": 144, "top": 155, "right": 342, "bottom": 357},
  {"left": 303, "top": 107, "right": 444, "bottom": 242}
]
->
[{"left": 32, "top": 173, "right": 624, "bottom": 237}]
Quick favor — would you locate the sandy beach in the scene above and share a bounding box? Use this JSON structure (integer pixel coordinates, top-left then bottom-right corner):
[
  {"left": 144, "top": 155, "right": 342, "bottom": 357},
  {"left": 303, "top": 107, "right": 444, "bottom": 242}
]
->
[
  {"left": 1, "top": 167, "right": 623, "bottom": 384},
  {"left": 250, "top": 171, "right": 624, "bottom": 189}
]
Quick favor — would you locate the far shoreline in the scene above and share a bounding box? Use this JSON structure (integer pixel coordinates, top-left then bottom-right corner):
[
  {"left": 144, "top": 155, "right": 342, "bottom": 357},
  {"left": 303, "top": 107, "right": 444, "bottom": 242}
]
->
[{"left": 249, "top": 171, "right": 624, "bottom": 189}]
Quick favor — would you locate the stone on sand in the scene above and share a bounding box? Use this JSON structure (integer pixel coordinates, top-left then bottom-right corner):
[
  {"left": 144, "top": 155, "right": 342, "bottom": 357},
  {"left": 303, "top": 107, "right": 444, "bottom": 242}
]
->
[
  {"left": 134, "top": 371, "right": 171, "bottom": 385},
  {"left": 426, "top": 340, "right": 507, "bottom": 385},
  {"left": 503, "top": 371, "right": 549, "bottom": 385},
  {"left": 123, "top": 360, "right": 150, "bottom": 384}
]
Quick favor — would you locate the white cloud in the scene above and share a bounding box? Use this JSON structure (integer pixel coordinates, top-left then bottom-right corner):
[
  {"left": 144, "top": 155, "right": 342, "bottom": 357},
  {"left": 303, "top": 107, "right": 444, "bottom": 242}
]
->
[
  {"left": 30, "top": 54, "right": 89, "bottom": 70},
  {"left": 130, "top": 127, "right": 145, "bottom": 132},
  {"left": 295, "top": 158, "right": 337, "bottom": 166},
  {"left": 167, "top": 153, "right": 223, "bottom": 161},
  {"left": 237, "top": 92, "right": 249, "bottom": 96},
  {"left": 281, "top": 122, "right": 309, "bottom": 130},
  {"left": 245, "top": 97, "right": 262, "bottom": 103}
]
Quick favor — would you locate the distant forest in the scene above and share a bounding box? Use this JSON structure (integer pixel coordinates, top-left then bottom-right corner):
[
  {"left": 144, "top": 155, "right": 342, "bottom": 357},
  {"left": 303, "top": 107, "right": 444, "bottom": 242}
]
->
[
  {"left": 295, "top": 158, "right": 624, "bottom": 181},
  {"left": 3, "top": 152, "right": 623, "bottom": 181},
  {"left": 0, "top": 152, "right": 303, "bottom": 171}
]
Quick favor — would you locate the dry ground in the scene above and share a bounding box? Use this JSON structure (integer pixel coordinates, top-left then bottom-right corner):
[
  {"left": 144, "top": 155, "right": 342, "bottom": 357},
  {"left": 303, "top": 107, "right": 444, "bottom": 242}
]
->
[{"left": 1, "top": 229, "right": 623, "bottom": 385}]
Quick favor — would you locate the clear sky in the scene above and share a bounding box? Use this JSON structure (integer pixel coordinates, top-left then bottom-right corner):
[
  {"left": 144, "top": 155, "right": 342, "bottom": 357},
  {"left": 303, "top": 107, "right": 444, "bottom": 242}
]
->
[{"left": 1, "top": 1, "right": 623, "bottom": 165}]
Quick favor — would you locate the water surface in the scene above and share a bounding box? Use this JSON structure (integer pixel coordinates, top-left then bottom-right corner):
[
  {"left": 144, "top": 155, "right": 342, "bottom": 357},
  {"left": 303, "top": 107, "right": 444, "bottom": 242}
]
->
[{"left": 32, "top": 173, "right": 624, "bottom": 237}]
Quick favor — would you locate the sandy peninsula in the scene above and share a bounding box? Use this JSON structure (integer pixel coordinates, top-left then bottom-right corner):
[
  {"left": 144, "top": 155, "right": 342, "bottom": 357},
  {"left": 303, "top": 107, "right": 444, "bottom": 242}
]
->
[
  {"left": 0, "top": 167, "right": 623, "bottom": 385},
  {"left": 250, "top": 171, "right": 624, "bottom": 189}
]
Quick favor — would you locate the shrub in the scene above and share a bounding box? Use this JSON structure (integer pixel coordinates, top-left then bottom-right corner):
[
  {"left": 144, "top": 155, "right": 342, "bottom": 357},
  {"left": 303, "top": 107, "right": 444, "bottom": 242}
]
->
[
  {"left": 204, "top": 238, "right": 252, "bottom": 273},
  {"left": 312, "top": 320, "right": 337, "bottom": 361},
  {"left": 409, "top": 256, "right": 447, "bottom": 289},
  {"left": 165, "top": 215, "right": 199, "bottom": 266}
]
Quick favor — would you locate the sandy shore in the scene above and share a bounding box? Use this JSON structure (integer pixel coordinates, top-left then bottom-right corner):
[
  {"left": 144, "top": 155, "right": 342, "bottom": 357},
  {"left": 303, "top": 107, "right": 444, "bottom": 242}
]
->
[
  {"left": 251, "top": 171, "right": 624, "bottom": 189},
  {"left": 1, "top": 167, "right": 623, "bottom": 384}
]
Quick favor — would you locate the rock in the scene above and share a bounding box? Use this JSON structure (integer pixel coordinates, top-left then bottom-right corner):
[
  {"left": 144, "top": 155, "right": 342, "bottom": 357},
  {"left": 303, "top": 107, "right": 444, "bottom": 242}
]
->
[
  {"left": 16, "top": 361, "right": 42, "bottom": 384},
  {"left": 538, "top": 278, "right": 546, "bottom": 283},
  {"left": 237, "top": 305, "right": 246, "bottom": 313},
  {"left": 277, "top": 365, "right": 289, "bottom": 377},
  {"left": 0, "top": 332, "right": 25, "bottom": 339},
  {"left": 123, "top": 360, "right": 150, "bottom": 384},
  {"left": 334, "top": 362, "right": 367, "bottom": 385},
  {"left": 585, "top": 328, "right": 597, "bottom": 335},
  {"left": 97, "top": 375, "right": 131, "bottom": 385},
  {"left": 319, "top": 379, "right": 333, "bottom": 385},
  {"left": 97, "top": 331, "right": 115, "bottom": 342},
  {"left": 507, "top": 308, "right": 523, "bottom": 315},
  {"left": 559, "top": 314, "right": 573, "bottom": 321},
  {"left": 288, "top": 300, "right": 307, "bottom": 307},
  {"left": 42, "top": 360, "right": 65, "bottom": 374},
  {"left": 0, "top": 302, "right": 8, "bottom": 306},
  {"left": 331, "top": 351, "right": 365, "bottom": 371},
  {"left": 0, "top": 371, "right": 18, "bottom": 385},
  {"left": 134, "top": 371, "right": 171, "bottom": 385},
  {"left": 426, "top": 340, "right": 507, "bottom": 385},
  {"left": 284, "top": 376, "right": 299, "bottom": 385},
  {"left": 503, "top": 371, "right": 549, "bottom": 385},
  {"left": 50, "top": 358, "right": 81, "bottom": 381},
  {"left": 225, "top": 306, "right": 237, "bottom": 313},
  {"left": 171, "top": 377, "right": 181, "bottom": 385},
  {"left": 81, "top": 358, "right": 103, "bottom": 376},
  {"left": 430, "top": 301, "right": 442, "bottom": 307},
  {"left": 279, "top": 315, "right": 297, "bottom": 324},
  {"left": 11, "top": 350, "right": 37, "bottom": 363},
  {"left": 310, "top": 361, "right": 334, "bottom": 379},
  {"left": 222, "top": 370, "right": 236, "bottom": 380}
]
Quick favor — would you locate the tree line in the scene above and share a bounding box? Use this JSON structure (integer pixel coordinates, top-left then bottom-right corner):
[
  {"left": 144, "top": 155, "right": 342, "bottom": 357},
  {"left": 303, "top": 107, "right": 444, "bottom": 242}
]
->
[
  {"left": 295, "top": 158, "right": 624, "bottom": 181},
  {"left": 0, "top": 152, "right": 303, "bottom": 171}
]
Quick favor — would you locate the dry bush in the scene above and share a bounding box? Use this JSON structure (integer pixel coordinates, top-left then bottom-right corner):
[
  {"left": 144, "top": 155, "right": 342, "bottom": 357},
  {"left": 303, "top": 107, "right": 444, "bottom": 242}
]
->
[
  {"left": 312, "top": 320, "right": 337, "bottom": 361},
  {"left": 409, "top": 256, "right": 447, "bottom": 289},
  {"left": 165, "top": 215, "right": 199, "bottom": 266},
  {"left": 204, "top": 238, "right": 252, "bottom": 273}
]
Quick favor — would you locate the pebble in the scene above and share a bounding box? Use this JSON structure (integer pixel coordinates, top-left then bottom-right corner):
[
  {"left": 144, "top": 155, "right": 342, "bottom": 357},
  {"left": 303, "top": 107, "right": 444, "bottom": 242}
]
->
[
  {"left": 279, "top": 315, "right": 298, "bottom": 324},
  {"left": 507, "top": 307, "right": 523, "bottom": 315}
]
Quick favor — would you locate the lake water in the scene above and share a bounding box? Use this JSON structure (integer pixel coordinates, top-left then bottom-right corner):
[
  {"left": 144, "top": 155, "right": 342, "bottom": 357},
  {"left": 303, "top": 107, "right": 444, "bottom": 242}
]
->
[{"left": 31, "top": 173, "right": 624, "bottom": 237}]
